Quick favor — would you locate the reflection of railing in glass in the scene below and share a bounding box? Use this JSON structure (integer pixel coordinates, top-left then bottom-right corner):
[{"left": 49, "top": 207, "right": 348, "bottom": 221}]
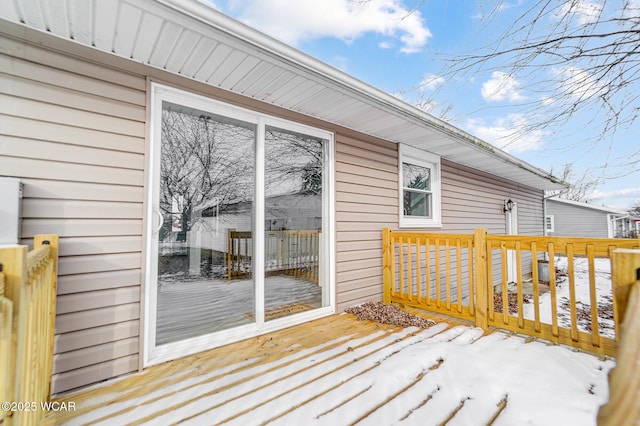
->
[{"left": 227, "top": 229, "right": 320, "bottom": 282}]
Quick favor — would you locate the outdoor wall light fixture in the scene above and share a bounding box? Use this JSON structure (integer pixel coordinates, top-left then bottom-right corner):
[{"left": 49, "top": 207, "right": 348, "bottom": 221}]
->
[{"left": 503, "top": 199, "right": 514, "bottom": 213}]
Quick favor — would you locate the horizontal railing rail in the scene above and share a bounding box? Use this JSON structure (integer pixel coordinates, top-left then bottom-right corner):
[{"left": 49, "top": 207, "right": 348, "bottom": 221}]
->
[{"left": 382, "top": 228, "right": 640, "bottom": 356}]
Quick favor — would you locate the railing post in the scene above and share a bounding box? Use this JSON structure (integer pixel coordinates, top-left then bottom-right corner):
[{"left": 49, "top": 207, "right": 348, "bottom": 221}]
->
[
  {"left": 474, "top": 228, "right": 488, "bottom": 330},
  {"left": 34, "top": 234, "right": 58, "bottom": 403},
  {"left": 0, "top": 265, "right": 12, "bottom": 426},
  {"left": 611, "top": 248, "right": 640, "bottom": 336},
  {"left": 598, "top": 249, "right": 640, "bottom": 426},
  {"left": 0, "top": 244, "right": 27, "bottom": 425},
  {"left": 382, "top": 228, "right": 392, "bottom": 304}
]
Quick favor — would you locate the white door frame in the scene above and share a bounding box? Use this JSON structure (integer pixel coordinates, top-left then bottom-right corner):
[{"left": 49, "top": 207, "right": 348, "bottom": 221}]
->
[{"left": 143, "top": 83, "right": 336, "bottom": 367}]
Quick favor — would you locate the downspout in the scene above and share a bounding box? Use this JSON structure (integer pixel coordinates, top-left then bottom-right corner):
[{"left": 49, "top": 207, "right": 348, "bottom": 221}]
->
[
  {"left": 542, "top": 190, "right": 570, "bottom": 237},
  {"left": 541, "top": 190, "right": 570, "bottom": 264}
]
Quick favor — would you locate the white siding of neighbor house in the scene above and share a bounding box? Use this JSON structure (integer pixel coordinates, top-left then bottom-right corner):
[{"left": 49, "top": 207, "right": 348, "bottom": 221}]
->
[
  {"left": 546, "top": 199, "right": 612, "bottom": 238},
  {"left": 1, "top": 31, "right": 544, "bottom": 394},
  {"left": 0, "top": 35, "right": 146, "bottom": 394}
]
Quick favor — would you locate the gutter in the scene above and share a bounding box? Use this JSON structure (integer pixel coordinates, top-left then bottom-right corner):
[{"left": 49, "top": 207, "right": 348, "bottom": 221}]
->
[{"left": 159, "top": 0, "right": 567, "bottom": 189}]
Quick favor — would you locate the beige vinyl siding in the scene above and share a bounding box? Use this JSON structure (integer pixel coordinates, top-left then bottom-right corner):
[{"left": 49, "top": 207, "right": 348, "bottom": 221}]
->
[
  {"left": 335, "top": 147, "right": 545, "bottom": 311},
  {"left": 335, "top": 134, "right": 398, "bottom": 311},
  {"left": 0, "top": 37, "right": 146, "bottom": 394}
]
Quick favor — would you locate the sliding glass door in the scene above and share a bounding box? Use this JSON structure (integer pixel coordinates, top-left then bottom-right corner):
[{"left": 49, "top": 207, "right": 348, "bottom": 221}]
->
[{"left": 146, "top": 85, "right": 333, "bottom": 365}]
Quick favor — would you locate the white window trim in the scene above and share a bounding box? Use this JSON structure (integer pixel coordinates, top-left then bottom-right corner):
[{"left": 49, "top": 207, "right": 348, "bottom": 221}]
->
[
  {"left": 545, "top": 215, "right": 555, "bottom": 233},
  {"left": 399, "top": 144, "right": 442, "bottom": 228}
]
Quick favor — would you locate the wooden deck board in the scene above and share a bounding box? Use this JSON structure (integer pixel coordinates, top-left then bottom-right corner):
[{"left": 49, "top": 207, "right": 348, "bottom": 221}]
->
[
  {"left": 43, "top": 310, "right": 470, "bottom": 425},
  {"left": 41, "top": 308, "right": 598, "bottom": 425}
]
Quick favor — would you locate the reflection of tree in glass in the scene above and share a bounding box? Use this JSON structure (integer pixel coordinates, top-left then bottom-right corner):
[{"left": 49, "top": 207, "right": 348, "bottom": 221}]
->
[
  {"left": 403, "top": 163, "right": 430, "bottom": 190},
  {"left": 265, "top": 126, "right": 324, "bottom": 197},
  {"left": 403, "top": 163, "right": 431, "bottom": 217},
  {"left": 160, "top": 103, "right": 255, "bottom": 236}
]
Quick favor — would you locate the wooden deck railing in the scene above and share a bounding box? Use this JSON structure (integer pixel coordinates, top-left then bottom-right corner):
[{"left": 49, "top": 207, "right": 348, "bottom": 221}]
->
[
  {"left": 228, "top": 230, "right": 320, "bottom": 281},
  {"left": 0, "top": 235, "right": 59, "bottom": 426},
  {"left": 382, "top": 228, "right": 640, "bottom": 356},
  {"left": 597, "top": 249, "right": 640, "bottom": 426}
]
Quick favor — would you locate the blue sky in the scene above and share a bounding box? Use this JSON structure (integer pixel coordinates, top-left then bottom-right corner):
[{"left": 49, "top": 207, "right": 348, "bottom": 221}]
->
[{"left": 211, "top": 0, "right": 640, "bottom": 210}]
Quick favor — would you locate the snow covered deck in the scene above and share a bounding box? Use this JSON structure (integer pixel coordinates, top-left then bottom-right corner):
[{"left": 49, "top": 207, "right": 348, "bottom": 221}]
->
[{"left": 42, "top": 308, "right": 611, "bottom": 426}]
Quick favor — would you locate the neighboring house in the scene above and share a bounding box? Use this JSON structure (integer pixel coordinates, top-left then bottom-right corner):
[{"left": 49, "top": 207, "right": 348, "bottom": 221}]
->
[
  {"left": 0, "top": 0, "right": 565, "bottom": 394},
  {"left": 545, "top": 198, "right": 638, "bottom": 238}
]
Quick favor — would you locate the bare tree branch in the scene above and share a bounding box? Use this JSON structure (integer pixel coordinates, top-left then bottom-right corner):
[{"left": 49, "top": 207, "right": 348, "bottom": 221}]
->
[{"left": 429, "top": 0, "right": 640, "bottom": 170}]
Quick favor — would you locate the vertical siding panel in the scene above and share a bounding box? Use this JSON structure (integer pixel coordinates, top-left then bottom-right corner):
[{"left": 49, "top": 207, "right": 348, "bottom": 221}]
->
[{"left": 0, "top": 46, "right": 146, "bottom": 394}]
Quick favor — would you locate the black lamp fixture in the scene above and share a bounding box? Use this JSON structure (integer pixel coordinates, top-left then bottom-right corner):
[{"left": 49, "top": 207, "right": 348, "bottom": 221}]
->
[{"left": 503, "top": 199, "right": 514, "bottom": 213}]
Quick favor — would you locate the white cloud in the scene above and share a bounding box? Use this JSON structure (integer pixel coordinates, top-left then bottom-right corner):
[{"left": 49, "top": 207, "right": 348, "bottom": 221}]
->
[
  {"left": 591, "top": 187, "right": 640, "bottom": 199},
  {"left": 552, "top": 66, "right": 605, "bottom": 100},
  {"left": 330, "top": 55, "right": 349, "bottom": 72},
  {"left": 623, "top": 0, "right": 640, "bottom": 19},
  {"left": 466, "top": 114, "right": 546, "bottom": 153},
  {"left": 224, "top": 0, "right": 432, "bottom": 53},
  {"left": 540, "top": 96, "right": 555, "bottom": 106},
  {"left": 496, "top": 0, "right": 525, "bottom": 12},
  {"left": 481, "top": 71, "right": 525, "bottom": 102},
  {"left": 557, "top": 0, "right": 603, "bottom": 25},
  {"left": 591, "top": 187, "right": 640, "bottom": 204},
  {"left": 420, "top": 73, "right": 445, "bottom": 91}
]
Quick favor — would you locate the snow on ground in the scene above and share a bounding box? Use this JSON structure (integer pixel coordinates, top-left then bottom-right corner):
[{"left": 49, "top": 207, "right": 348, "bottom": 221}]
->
[{"left": 523, "top": 257, "right": 615, "bottom": 338}]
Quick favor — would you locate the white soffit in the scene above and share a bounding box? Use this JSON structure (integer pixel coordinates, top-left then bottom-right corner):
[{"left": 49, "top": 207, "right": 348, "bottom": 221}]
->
[{"left": 0, "top": 0, "right": 566, "bottom": 190}]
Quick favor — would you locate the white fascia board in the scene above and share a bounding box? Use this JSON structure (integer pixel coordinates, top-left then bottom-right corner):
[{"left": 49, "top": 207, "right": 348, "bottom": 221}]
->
[{"left": 156, "top": 0, "right": 566, "bottom": 190}]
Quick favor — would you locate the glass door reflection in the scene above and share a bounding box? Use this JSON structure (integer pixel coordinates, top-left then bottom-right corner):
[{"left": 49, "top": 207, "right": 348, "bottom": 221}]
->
[
  {"left": 262, "top": 125, "right": 328, "bottom": 321},
  {"left": 155, "top": 101, "right": 256, "bottom": 345}
]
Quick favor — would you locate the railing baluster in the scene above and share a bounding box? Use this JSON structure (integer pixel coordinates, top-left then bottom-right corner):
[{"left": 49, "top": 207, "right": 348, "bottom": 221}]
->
[
  {"left": 456, "top": 239, "right": 463, "bottom": 314},
  {"left": 425, "top": 238, "right": 431, "bottom": 305},
  {"left": 500, "top": 240, "right": 509, "bottom": 324},
  {"left": 486, "top": 238, "right": 494, "bottom": 322},
  {"left": 587, "top": 245, "right": 600, "bottom": 348},
  {"left": 516, "top": 241, "right": 524, "bottom": 328},
  {"left": 567, "top": 244, "right": 579, "bottom": 341},
  {"left": 531, "top": 242, "right": 541, "bottom": 333},
  {"left": 398, "top": 236, "right": 405, "bottom": 299},
  {"left": 407, "top": 237, "right": 413, "bottom": 301},
  {"left": 467, "top": 240, "right": 475, "bottom": 315},
  {"left": 435, "top": 239, "right": 441, "bottom": 308},
  {"left": 390, "top": 234, "right": 397, "bottom": 299},
  {"left": 416, "top": 237, "right": 422, "bottom": 304},
  {"left": 548, "top": 243, "right": 559, "bottom": 337},
  {"left": 445, "top": 239, "right": 451, "bottom": 311}
]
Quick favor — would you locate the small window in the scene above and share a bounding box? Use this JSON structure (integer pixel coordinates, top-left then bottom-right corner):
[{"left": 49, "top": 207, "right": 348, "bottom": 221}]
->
[
  {"left": 399, "top": 145, "right": 441, "bottom": 227},
  {"left": 545, "top": 215, "right": 555, "bottom": 233}
]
